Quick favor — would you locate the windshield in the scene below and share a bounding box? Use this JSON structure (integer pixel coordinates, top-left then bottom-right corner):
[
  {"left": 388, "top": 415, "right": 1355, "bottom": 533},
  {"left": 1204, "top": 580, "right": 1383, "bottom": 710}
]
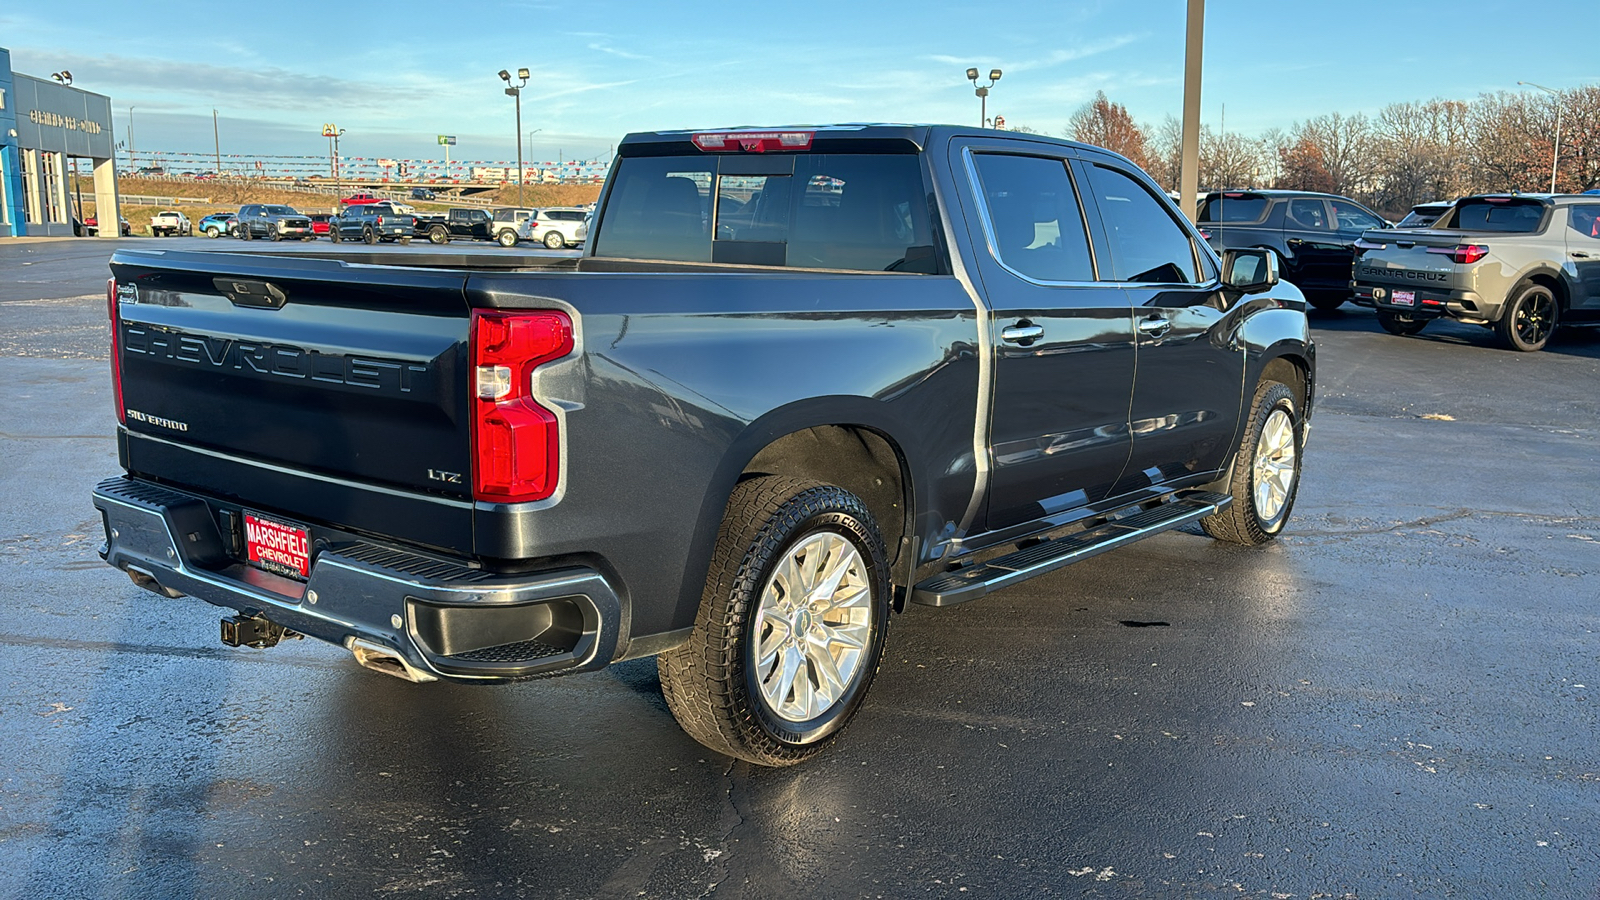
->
[
  {"left": 264, "top": 206, "right": 298, "bottom": 215},
  {"left": 1397, "top": 206, "right": 1449, "bottom": 228}
]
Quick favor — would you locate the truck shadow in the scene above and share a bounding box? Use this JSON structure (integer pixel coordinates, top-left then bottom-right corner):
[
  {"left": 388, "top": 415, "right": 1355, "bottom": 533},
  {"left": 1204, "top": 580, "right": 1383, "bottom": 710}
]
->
[{"left": 1307, "top": 305, "right": 1600, "bottom": 359}]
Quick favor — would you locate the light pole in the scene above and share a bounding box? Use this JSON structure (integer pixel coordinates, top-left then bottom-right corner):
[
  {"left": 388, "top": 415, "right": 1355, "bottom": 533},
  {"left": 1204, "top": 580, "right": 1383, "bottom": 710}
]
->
[
  {"left": 213, "top": 109, "right": 222, "bottom": 176},
  {"left": 966, "top": 67, "right": 1002, "bottom": 127},
  {"left": 1518, "top": 81, "right": 1563, "bottom": 193},
  {"left": 499, "top": 67, "right": 530, "bottom": 206},
  {"left": 128, "top": 106, "right": 136, "bottom": 169},
  {"left": 322, "top": 124, "right": 345, "bottom": 196}
]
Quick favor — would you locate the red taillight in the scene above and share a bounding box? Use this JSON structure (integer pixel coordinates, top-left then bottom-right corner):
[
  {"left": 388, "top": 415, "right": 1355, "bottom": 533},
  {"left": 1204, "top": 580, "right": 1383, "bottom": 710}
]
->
[
  {"left": 470, "top": 310, "right": 574, "bottom": 503},
  {"left": 692, "top": 130, "right": 814, "bottom": 153},
  {"left": 107, "top": 277, "right": 125, "bottom": 424},
  {"left": 1427, "top": 244, "right": 1489, "bottom": 264}
]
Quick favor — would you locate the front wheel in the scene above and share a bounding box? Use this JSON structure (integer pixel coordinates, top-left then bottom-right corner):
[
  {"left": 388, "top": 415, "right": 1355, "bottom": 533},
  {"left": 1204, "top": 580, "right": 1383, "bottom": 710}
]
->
[
  {"left": 1201, "top": 380, "right": 1303, "bottom": 545},
  {"left": 268, "top": 224, "right": 280, "bottom": 241},
  {"left": 543, "top": 230, "right": 566, "bottom": 249},
  {"left": 658, "top": 476, "right": 891, "bottom": 766},
  {"left": 1495, "top": 283, "right": 1558, "bottom": 352},
  {"left": 1377, "top": 310, "right": 1429, "bottom": 336}
]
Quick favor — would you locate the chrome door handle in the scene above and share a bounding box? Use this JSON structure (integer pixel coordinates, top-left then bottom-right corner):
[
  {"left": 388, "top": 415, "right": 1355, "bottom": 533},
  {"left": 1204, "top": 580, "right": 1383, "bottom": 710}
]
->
[
  {"left": 1137, "top": 315, "right": 1172, "bottom": 338},
  {"left": 1573, "top": 251, "right": 1591, "bottom": 259},
  {"left": 1000, "top": 323, "right": 1045, "bottom": 345}
]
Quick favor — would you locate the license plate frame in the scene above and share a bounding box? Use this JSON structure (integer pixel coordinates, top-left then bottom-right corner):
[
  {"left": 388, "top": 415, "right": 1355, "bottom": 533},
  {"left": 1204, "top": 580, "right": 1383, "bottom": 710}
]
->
[
  {"left": 244, "top": 512, "right": 312, "bottom": 580},
  {"left": 1392, "top": 289, "right": 1416, "bottom": 307}
]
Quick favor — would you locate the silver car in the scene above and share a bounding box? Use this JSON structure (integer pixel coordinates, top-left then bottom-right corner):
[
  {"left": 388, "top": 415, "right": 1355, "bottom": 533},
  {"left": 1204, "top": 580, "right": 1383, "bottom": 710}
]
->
[{"left": 1351, "top": 194, "right": 1600, "bottom": 351}]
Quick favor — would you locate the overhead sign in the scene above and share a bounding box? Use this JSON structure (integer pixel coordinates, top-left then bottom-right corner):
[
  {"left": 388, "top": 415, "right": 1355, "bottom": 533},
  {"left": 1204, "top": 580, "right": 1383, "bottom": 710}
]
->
[{"left": 438, "top": 135, "right": 456, "bottom": 146}]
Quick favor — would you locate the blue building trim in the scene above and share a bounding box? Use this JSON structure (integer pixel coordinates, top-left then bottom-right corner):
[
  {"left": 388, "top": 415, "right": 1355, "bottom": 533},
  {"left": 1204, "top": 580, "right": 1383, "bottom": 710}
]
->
[{"left": 0, "top": 47, "right": 25, "bottom": 236}]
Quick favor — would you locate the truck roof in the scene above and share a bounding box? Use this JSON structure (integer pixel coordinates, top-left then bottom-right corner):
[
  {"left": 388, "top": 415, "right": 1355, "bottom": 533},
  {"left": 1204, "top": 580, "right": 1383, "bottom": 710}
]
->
[{"left": 617, "top": 124, "right": 1110, "bottom": 158}]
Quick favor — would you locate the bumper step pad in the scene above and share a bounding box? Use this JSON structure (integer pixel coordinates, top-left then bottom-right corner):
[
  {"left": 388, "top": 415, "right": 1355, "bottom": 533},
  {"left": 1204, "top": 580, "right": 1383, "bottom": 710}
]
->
[{"left": 911, "top": 491, "right": 1230, "bottom": 607}]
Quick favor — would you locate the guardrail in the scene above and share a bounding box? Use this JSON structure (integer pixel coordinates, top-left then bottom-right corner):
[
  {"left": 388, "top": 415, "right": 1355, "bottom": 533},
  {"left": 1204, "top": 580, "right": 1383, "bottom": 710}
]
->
[{"left": 119, "top": 194, "right": 213, "bottom": 206}]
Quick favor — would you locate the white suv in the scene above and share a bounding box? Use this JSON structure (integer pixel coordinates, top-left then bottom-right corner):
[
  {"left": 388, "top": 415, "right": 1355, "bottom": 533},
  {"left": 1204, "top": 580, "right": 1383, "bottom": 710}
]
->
[{"left": 529, "top": 207, "right": 588, "bottom": 249}]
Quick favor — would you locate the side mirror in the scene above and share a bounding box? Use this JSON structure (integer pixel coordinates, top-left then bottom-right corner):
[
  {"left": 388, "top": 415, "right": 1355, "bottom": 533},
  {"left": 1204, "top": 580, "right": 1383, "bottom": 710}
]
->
[{"left": 1222, "top": 248, "right": 1279, "bottom": 294}]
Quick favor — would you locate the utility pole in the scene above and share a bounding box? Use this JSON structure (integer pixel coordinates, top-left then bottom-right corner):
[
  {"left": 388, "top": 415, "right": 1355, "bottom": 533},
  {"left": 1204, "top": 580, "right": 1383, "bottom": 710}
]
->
[
  {"left": 213, "top": 109, "right": 222, "bottom": 176},
  {"left": 128, "top": 106, "right": 136, "bottom": 169},
  {"left": 322, "top": 124, "right": 345, "bottom": 197},
  {"left": 1178, "top": 0, "right": 1205, "bottom": 222}
]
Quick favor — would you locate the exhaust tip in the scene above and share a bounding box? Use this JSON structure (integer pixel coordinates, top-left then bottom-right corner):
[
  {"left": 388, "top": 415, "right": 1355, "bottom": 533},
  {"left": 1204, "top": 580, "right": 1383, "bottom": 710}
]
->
[{"left": 347, "top": 638, "right": 437, "bottom": 683}]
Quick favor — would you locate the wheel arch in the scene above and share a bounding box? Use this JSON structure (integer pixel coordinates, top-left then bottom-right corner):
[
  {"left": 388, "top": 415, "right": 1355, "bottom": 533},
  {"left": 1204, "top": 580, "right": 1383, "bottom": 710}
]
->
[
  {"left": 1513, "top": 267, "right": 1570, "bottom": 313},
  {"left": 681, "top": 401, "right": 919, "bottom": 625}
]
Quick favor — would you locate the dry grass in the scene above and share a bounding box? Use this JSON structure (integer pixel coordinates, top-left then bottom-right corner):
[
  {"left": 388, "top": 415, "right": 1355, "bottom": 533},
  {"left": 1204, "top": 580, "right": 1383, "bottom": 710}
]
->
[{"left": 74, "top": 176, "right": 602, "bottom": 236}]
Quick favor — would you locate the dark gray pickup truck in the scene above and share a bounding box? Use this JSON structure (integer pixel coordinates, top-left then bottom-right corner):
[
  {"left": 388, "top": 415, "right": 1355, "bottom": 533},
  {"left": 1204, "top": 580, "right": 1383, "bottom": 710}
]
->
[{"left": 93, "top": 125, "right": 1316, "bottom": 765}]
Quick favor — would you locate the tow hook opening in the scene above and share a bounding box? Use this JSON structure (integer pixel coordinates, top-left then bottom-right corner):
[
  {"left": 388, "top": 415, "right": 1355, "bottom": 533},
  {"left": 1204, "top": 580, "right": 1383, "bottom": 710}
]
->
[
  {"left": 221, "top": 614, "right": 301, "bottom": 649},
  {"left": 347, "top": 637, "right": 438, "bottom": 683}
]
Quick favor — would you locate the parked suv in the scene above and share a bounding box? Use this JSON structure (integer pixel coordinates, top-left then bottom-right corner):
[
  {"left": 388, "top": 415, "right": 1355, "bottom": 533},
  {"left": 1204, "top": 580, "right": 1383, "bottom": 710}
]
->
[
  {"left": 1352, "top": 194, "right": 1600, "bottom": 351},
  {"left": 197, "top": 212, "right": 236, "bottom": 238},
  {"left": 235, "top": 204, "right": 314, "bottom": 241},
  {"left": 1199, "top": 190, "right": 1390, "bottom": 311},
  {"left": 528, "top": 207, "right": 588, "bottom": 248}
]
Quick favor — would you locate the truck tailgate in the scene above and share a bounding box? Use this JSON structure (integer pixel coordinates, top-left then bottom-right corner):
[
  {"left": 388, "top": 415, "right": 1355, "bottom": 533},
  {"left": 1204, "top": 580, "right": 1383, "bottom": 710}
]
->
[{"left": 109, "top": 250, "right": 473, "bottom": 540}]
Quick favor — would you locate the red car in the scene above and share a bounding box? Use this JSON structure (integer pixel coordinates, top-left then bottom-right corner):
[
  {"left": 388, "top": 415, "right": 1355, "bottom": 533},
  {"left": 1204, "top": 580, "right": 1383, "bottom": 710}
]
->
[
  {"left": 341, "top": 192, "right": 383, "bottom": 206},
  {"left": 84, "top": 215, "right": 132, "bottom": 236},
  {"left": 308, "top": 213, "right": 333, "bottom": 235}
]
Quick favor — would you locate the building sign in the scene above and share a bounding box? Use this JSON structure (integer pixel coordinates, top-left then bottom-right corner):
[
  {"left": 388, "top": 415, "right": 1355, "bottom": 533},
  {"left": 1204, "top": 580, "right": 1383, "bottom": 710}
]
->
[{"left": 27, "top": 109, "right": 102, "bottom": 133}]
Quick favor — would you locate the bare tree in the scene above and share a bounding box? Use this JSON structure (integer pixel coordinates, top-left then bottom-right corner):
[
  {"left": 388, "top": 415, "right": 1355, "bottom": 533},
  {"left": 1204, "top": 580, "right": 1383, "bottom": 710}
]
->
[
  {"left": 1067, "top": 91, "right": 1152, "bottom": 171},
  {"left": 1290, "top": 112, "right": 1376, "bottom": 196},
  {"left": 1368, "top": 99, "right": 1470, "bottom": 213}
]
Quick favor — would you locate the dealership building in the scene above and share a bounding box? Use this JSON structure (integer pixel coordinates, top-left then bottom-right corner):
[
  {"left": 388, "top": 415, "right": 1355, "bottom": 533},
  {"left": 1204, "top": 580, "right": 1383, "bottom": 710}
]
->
[{"left": 1, "top": 46, "right": 120, "bottom": 238}]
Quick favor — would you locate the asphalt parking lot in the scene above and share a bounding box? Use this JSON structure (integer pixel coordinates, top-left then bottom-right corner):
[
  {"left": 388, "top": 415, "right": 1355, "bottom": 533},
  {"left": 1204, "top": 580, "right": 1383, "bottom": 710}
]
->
[{"left": 1, "top": 236, "right": 1597, "bottom": 899}]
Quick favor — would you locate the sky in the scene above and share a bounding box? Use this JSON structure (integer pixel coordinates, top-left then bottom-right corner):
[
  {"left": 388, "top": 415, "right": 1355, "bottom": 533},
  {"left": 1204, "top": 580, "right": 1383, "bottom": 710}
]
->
[{"left": 4, "top": 0, "right": 1597, "bottom": 170}]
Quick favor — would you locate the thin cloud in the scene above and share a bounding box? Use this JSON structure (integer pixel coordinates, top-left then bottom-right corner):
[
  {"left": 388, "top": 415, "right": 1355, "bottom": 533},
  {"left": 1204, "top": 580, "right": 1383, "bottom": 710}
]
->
[{"left": 588, "top": 43, "right": 649, "bottom": 61}]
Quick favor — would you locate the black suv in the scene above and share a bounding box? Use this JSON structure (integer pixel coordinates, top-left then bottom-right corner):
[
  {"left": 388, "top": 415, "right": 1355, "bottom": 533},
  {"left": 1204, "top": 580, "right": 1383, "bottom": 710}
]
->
[
  {"left": 1199, "top": 190, "right": 1390, "bottom": 310},
  {"left": 235, "top": 204, "right": 314, "bottom": 241}
]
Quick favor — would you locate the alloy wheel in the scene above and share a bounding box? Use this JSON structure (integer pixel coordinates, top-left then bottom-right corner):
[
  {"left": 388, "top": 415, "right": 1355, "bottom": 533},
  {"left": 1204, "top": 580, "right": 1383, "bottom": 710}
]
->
[
  {"left": 1252, "top": 408, "right": 1297, "bottom": 524},
  {"left": 753, "top": 531, "right": 874, "bottom": 723}
]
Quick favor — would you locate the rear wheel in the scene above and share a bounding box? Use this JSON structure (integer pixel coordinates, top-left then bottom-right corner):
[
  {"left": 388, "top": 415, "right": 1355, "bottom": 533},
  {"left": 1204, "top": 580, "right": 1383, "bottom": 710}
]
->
[
  {"left": 330, "top": 228, "right": 342, "bottom": 243},
  {"left": 1377, "top": 310, "right": 1429, "bottom": 336},
  {"left": 1307, "top": 293, "right": 1346, "bottom": 312},
  {"left": 240, "top": 225, "right": 253, "bottom": 241},
  {"left": 205, "top": 226, "right": 220, "bottom": 238},
  {"left": 497, "top": 229, "right": 518, "bottom": 247},
  {"left": 543, "top": 230, "right": 566, "bottom": 249},
  {"left": 363, "top": 227, "right": 378, "bottom": 245},
  {"left": 1201, "top": 380, "right": 1302, "bottom": 545},
  {"left": 428, "top": 225, "right": 449, "bottom": 245},
  {"left": 399, "top": 236, "right": 412, "bottom": 245},
  {"left": 658, "top": 476, "right": 891, "bottom": 766},
  {"left": 1495, "top": 283, "right": 1557, "bottom": 352}
]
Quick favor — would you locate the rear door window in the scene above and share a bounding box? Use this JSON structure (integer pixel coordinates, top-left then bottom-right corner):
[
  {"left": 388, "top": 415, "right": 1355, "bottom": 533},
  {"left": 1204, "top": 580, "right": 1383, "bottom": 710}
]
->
[
  {"left": 1570, "top": 205, "right": 1600, "bottom": 239},
  {"left": 1285, "top": 198, "right": 1332, "bottom": 231},
  {"left": 1083, "top": 163, "right": 1201, "bottom": 284},
  {"left": 969, "top": 153, "right": 1094, "bottom": 283}
]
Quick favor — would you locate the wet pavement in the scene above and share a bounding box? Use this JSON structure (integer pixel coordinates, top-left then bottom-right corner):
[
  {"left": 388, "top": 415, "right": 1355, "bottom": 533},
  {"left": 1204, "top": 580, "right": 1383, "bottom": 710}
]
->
[{"left": 2, "top": 238, "right": 1597, "bottom": 898}]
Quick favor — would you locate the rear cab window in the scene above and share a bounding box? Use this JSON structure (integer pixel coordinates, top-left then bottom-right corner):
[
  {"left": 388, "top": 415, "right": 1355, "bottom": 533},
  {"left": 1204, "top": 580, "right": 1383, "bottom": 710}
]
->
[
  {"left": 1447, "top": 198, "right": 1547, "bottom": 233},
  {"left": 593, "top": 152, "right": 938, "bottom": 272}
]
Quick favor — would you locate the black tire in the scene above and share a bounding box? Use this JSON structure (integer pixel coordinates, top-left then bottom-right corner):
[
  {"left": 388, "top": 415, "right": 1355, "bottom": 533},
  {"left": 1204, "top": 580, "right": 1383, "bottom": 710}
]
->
[
  {"left": 543, "top": 230, "right": 566, "bottom": 249},
  {"left": 1201, "top": 380, "right": 1303, "bottom": 545},
  {"left": 330, "top": 228, "right": 342, "bottom": 243},
  {"left": 268, "top": 224, "right": 280, "bottom": 241},
  {"left": 240, "top": 225, "right": 253, "bottom": 240},
  {"left": 429, "top": 225, "right": 449, "bottom": 245},
  {"left": 1308, "top": 293, "right": 1346, "bottom": 312},
  {"left": 363, "top": 227, "right": 378, "bottom": 245},
  {"left": 658, "top": 476, "right": 891, "bottom": 766},
  {"left": 1495, "top": 283, "right": 1558, "bottom": 352},
  {"left": 399, "top": 236, "right": 412, "bottom": 245},
  {"left": 1377, "top": 310, "right": 1429, "bottom": 336}
]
